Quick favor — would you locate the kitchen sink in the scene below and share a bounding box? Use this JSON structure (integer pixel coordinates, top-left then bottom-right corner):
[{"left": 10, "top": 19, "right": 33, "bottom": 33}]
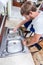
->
[{"left": 0, "top": 27, "right": 29, "bottom": 58}]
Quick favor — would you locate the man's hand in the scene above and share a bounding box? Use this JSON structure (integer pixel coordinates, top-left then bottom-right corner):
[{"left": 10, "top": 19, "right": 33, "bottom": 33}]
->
[
  {"left": 13, "top": 26, "right": 19, "bottom": 32},
  {"left": 22, "top": 39, "right": 27, "bottom": 46}
]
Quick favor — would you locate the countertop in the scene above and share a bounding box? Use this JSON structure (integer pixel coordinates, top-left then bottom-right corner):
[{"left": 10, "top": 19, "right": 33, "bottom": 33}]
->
[{"left": 0, "top": 52, "right": 35, "bottom": 65}]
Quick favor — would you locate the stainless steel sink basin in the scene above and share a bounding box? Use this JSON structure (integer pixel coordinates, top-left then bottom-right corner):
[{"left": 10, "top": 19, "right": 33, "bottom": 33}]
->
[
  {"left": 0, "top": 28, "right": 25, "bottom": 57},
  {"left": 6, "top": 39, "right": 23, "bottom": 53},
  {"left": 6, "top": 28, "right": 24, "bottom": 53}
]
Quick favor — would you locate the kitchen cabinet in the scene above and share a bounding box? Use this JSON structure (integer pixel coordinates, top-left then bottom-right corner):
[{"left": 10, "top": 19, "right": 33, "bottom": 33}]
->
[
  {"left": 0, "top": 15, "right": 7, "bottom": 44},
  {"left": 13, "top": 0, "right": 27, "bottom": 7},
  {"left": 13, "top": 1, "right": 22, "bottom": 7}
]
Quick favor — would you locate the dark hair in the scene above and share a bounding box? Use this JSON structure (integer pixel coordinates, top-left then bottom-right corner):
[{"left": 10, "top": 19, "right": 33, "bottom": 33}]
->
[{"left": 21, "top": 1, "right": 37, "bottom": 15}]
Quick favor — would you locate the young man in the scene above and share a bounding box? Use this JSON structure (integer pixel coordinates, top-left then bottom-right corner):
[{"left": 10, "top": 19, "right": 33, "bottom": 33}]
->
[{"left": 14, "top": 1, "right": 43, "bottom": 47}]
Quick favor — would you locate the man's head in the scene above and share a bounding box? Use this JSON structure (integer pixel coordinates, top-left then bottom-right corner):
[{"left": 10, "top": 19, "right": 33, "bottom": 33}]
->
[{"left": 21, "top": 1, "right": 38, "bottom": 19}]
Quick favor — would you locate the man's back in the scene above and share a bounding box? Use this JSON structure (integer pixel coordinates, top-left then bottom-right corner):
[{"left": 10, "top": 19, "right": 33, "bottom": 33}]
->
[{"left": 31, "top": 11, "right": 43, "bottom": 35}]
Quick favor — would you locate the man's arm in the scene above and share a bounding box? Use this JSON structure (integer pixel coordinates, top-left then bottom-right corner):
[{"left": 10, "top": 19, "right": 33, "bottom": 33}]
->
[
  {"left": 14, "top": 17, "right": 31, "bottom": 31},
  {"left": 16, "top": 19, "right": 29, "bottom": 28}
]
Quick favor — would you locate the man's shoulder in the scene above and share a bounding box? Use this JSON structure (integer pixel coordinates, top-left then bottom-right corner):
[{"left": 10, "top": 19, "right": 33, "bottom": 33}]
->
[
  {"left": 39, "top": 11, "right": 43, "bottom": 16},
  {"left": 38, "top": 11, "right": 43, "bottom": 21}
]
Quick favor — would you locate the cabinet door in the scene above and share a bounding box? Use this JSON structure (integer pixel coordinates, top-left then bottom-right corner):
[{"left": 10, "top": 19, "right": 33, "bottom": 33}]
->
[
  {"left": 13, "top": 0, "right": 27, "bottom": 7},
  {"left": 13, "top": 1, "right": 22, "bottom": 7}
]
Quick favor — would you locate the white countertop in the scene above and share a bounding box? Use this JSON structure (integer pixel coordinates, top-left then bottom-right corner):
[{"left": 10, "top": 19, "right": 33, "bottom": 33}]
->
[
  {"left": 5, "top": 19, "right": 24, "bottom": 28},
  {"left": 8, "top": 6, "right": 25, "bottom": 21},
  {"left": 5, "top": 6, "right": 26, "bottom": 28},
  {"left": 0, "top": 52, "right": 35, "bottom": 65}
]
